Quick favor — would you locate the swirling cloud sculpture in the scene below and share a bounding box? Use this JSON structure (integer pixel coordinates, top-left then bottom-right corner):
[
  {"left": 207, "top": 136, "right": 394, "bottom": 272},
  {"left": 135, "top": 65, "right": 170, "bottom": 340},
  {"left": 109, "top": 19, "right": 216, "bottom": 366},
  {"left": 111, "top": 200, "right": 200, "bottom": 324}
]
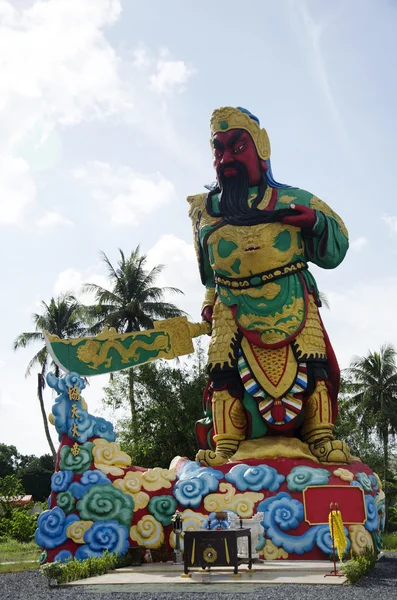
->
[
  {"left": 130, "top": 515, "right": 164, "bottom": 549},
  {"left": 84, "top": 521, "right": 129, "bottom": 556},
  {"left": 148, "top": 495, "right": 177, "bottom": 526},
  {"left": 35, "top": 507, "right": 79, "bottom": 549},
  {"left": 286, "top": 466, "right": 331, "bottom": 491},
  {"left": 59, "top": 443, "right": 94, "bottom": 474},
  {"left": 51, "top": 470, "right": 74, "bottom": 493},
  {"left": 77, "top": 484, "right": 134, "bottom": 528},
  {"left": 364, "top": 494, "right": 379, "bottom": 532},
  {"left": 225, "top": 463, "right": 285, "bottom": 492},
  {"left": 355, "top": 472, "right": 372, "bottom": 492},
  {"left": 174, "top": 468, "right": 223, "bottom": 508}
]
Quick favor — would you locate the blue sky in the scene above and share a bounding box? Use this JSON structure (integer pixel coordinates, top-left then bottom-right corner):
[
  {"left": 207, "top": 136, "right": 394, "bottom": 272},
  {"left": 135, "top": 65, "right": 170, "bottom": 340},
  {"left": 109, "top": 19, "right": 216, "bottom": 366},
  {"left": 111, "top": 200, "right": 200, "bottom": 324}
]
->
[{"left": 1, "top": 0, "right": 397, "bottom": 457}]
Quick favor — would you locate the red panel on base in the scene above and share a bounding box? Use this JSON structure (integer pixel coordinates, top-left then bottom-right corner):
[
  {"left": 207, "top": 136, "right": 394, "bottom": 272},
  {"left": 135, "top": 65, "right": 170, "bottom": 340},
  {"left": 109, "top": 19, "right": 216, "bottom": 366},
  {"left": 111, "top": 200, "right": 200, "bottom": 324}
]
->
[{"left": 303, "top": 485, "right": 366, "bottom": 524}]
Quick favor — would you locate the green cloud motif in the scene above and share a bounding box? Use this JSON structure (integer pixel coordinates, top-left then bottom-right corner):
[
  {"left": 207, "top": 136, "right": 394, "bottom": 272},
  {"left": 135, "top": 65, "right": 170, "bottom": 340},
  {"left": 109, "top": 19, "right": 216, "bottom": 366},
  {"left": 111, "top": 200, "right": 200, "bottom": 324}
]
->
[
  {"left": 148, "top": 495, "right": 177, "bottom": 526},
  {"left": 56, "top": 491, "right": 75, "bottom": 514},
  {"left": 59, "top": 442, "right": 94, "bottom": 474},
  {"left": 76, "top": 484, "right": 134, "bottom": 528}
]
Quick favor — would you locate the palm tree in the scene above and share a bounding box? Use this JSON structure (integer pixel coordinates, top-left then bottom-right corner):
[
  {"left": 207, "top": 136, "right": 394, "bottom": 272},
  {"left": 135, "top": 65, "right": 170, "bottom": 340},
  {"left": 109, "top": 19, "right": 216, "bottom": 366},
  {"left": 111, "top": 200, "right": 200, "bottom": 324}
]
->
[
  {"left": 345, "top": 344, "right": 397, "bottom": 497},
  {"left": 14, "top": 294, "right": 89, "bottom": 459},
  {"left": 83, "top": 247, "right": 185, "bottom": 431}
]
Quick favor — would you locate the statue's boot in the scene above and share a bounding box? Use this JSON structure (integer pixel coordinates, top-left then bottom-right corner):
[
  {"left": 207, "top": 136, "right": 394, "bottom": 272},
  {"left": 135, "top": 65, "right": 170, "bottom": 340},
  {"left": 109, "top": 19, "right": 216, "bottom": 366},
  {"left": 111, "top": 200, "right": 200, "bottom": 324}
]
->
[
  {"left": 196, "top": 389, "right": 246, "bottom": 467},
  {"left": 301, "top": 379, "right": 351, "bottom": 464}
]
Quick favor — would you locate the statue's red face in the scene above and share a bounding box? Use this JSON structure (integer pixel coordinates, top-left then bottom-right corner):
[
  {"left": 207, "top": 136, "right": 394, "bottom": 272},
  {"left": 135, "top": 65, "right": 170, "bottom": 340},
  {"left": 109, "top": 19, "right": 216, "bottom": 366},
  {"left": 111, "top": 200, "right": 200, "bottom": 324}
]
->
[{"left": 212, "top": 128, "right": 262, "bottom": 187}]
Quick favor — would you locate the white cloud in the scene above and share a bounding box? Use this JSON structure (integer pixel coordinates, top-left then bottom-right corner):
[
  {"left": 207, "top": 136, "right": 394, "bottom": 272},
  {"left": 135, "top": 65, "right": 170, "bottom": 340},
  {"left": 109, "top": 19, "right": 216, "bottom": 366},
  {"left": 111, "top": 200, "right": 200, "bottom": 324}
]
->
[
  {"left": 132, "top": 48, "right": 150, "bottom": 70},
  {"left": 0, "top": 0, "right": 131, "bottom": 153},
  {"left": 147, "top": 234, "right": 203, "bottom": 320},
  {"left": 53, "top": 267, "right": 109, "bottom": 303},
  {"left": 350, "top": 236, "right": 368, "bottom": 251},
  {"left": 74, "top": 161, "right": 175, "bottom": 226},
  {"left": 321, "top": 277, "right": 397, "bottom": 368},
  {"left": 36, "top": 210, "right": 74, "bottom": 229},
  {"left": 0, "top": 154, "right": 36, "bottom": 224},
  {"left": 149, "top": 60, "right": 195, "bottom": 94},
  {"left": 382, "top": 214, "right": 397, "bottom": 236}
]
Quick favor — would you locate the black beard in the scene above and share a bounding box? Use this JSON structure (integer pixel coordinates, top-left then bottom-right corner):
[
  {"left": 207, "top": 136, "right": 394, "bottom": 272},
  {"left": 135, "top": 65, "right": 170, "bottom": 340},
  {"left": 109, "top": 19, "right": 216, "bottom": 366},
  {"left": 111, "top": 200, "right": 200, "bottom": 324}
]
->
[
  {"left": 218, "top": 162, "right": 251, "bottom": 221},
  {"left": 206, "top": 164, "right": 296, "bottom": 226}
]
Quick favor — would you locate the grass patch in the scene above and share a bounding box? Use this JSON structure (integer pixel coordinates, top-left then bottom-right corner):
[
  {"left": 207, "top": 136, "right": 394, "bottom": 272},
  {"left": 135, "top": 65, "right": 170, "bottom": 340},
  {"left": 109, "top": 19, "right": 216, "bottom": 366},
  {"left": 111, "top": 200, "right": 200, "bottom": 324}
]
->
[
  {"left": 0, "top": 561, "right": 39, "bottom": 573},
  {"left": 382, "top": 532, "right": 397, "bottom": 550},
  {"left": 0, "top": 540, "right": 40, "bottom": 563}
]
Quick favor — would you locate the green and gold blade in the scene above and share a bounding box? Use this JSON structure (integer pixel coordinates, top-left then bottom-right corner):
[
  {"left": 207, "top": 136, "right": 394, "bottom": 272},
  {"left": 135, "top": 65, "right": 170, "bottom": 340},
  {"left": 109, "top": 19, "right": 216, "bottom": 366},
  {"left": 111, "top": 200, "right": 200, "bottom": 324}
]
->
[{"left": 45, "top": 316, "right": 210, "bottom": 376}]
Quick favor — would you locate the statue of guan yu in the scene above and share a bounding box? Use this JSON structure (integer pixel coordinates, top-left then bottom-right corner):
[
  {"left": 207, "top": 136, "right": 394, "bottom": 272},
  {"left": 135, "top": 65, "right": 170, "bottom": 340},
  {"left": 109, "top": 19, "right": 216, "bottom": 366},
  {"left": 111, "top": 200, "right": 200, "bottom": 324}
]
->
[{"left": 188, "top": 106, "right": 351, "bottom": 467}]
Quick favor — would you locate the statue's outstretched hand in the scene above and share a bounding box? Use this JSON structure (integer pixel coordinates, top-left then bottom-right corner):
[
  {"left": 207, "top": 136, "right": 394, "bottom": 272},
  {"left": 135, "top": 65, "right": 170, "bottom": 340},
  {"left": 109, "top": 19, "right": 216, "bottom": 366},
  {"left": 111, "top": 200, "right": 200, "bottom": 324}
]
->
[
  {"left": 201, "top": 306, "right": 213, "bottom": 325},
  {"left": 280, "top": 204, "right": 316, "bottom": 229}
]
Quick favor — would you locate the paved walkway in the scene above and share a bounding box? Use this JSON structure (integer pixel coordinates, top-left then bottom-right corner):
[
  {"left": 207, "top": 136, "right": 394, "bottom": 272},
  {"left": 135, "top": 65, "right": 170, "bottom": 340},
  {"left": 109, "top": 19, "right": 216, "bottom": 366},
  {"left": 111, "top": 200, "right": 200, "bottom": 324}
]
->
[{"left": 65, "top": 560, "right": 347, "bottom": 587}]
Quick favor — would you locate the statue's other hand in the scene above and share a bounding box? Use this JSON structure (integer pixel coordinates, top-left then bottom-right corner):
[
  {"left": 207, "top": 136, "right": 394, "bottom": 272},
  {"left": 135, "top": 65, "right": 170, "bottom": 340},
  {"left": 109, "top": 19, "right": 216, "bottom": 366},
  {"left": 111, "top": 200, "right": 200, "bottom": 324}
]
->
[
  {"left": 279, "top": 204, "right": 316, "bottom": 229},
  {"left": 201, "top": 305, "right": 213, "bottom": 325}
]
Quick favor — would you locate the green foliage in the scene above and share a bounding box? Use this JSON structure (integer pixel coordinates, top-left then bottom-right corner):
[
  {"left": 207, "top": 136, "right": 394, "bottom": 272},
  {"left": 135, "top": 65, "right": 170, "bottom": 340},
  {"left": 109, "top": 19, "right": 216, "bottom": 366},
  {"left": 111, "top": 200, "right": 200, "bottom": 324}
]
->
[
  {"left": 8, "top": 509, "right": 38, "bottom": 543},
  {"left": 382, "top": 532, "right": 397, "bottom": 550},
  {"left": 21, "top": 454, "right": 53, "bottom": 501},
  {"left": 103, "top": 343, "right": 207, "bottom": 467},
  {"left": 0, "top": 444, "right": 20, "bottom": 478},
  {"left": 341, "top": 548, "right": 377, "bottom": 584},
  {"left": 343, "top": 345, "right": 397, "bottom": 485},
  {"left": 14, "top": 293, "right": 94, "bottom": 458},
  {"left": 0, "top": 451, "right": 53, "bottom": 502},
  {"left": 41, "top": 552, "right": 119, "bottom": 585},
  {"left": 83, "top": 247, "right": 185, "bottom": 334},
  {"left": 0, "top": 475, "right": 25, "bottom": 518}
]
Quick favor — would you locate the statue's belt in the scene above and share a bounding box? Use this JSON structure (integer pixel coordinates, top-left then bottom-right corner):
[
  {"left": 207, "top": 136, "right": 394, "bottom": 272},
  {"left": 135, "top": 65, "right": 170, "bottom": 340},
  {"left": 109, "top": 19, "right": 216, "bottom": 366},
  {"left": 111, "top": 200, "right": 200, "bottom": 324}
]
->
[{"left": 214, "top": 260, "right": 308, "bottom": 289}]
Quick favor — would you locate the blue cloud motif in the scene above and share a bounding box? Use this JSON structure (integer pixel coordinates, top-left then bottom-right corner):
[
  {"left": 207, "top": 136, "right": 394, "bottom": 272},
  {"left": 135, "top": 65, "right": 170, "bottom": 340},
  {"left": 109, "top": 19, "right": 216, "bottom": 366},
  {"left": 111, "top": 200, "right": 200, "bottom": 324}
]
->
[
  {"left": 34, "top": 507, "right": 79, "bottom": 549},
  {"left": 64, "top": 372, "right": 86, "bottom": 392},
  {"left": 177, "top": 460, "right": 201, "bottom": 480},
  {"left": 47, "top": 371, "right": 86, "bottom": 395},
  {"left": 315, "top": 525, "right": 350, "bottom": 557},
  {"left": 225, "top": 464, "right": 285, "bottom": 492},
  {"left": 258, "top": 492, "right": 321, "bottom": 554},
  {"left": 365, "top": 495, "right": 379, "bottom": 532},
  {"left": 93, "top": 417, "right": 117, "bottom": 442},
  {"left": 84, "top": 521, "right": 129, "bottom": 556},
  {"left": 80, "top": 470, "right": 112, "bottom": 486},
  {"left": 194, "top": 469, "right": 223, "bottom": 494},
  {"left": 174, "top": 479, "right": 204, "bottom": 508},
  {"left": 67, "top": 482, "right": 89, "bottom": 499},
  {"left": 53, "top": 550, "right": 73, "bottom": 563},
  {"left": 356, "top": 472, "right": 372, "bottom": 492},
  {"left": 48, "top": 372, "right": 116, "bottom": 443},
  {"left": 174, "top": 463, "right": 223, "bottom": 507},
  {"left": 51, "top": 470, "right": 74, "bottom": 492},
  {"left": 67, "top": 470, "right": 112, "bottom": 499},
  {"left": 75, "top": 545, "right": 101, "bottom": 560},
  {"left": 47, "top": 372, "right": 67, "bottom": 394},
  {"left": 350, "top": 480, "right": 361, "bottom": 487},
  {"left": 67, "top": 410, "right": 95, "bottom": 443},
  {"left": 51, "top": 397, "right": 70, "bottom": 440},
  {"left": 369, "top": 475, "right": 379, "bottom": 491},
  {"left": 262, "top": 492, "right": 303, "bottom": 531},
  {"left": 68, "top": 470, "right": 112, "bottom": 500},
  {"left": 286, "top": 466, "right": 331, "bottom": 492}
]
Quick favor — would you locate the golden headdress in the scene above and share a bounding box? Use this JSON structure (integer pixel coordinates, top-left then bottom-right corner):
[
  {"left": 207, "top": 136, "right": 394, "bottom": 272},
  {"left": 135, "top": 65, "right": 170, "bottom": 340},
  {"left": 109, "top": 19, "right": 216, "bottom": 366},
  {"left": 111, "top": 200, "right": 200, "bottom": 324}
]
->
[{"left": 210, "top": 106, "right": 271, "bottom": 161}]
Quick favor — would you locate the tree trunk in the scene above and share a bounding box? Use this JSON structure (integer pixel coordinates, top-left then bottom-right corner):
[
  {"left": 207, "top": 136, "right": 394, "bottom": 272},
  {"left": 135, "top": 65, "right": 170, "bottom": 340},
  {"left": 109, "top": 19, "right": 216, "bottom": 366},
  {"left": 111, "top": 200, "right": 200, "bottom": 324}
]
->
[
  {"left": 383, "top": 427, "right": 388, "bottom": 513},
  {"left": 128, "top": 368, "right": 136, "bottom": 438},
  {"left": 37, "top": 373, "right": 56, "bottom": 459}
]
